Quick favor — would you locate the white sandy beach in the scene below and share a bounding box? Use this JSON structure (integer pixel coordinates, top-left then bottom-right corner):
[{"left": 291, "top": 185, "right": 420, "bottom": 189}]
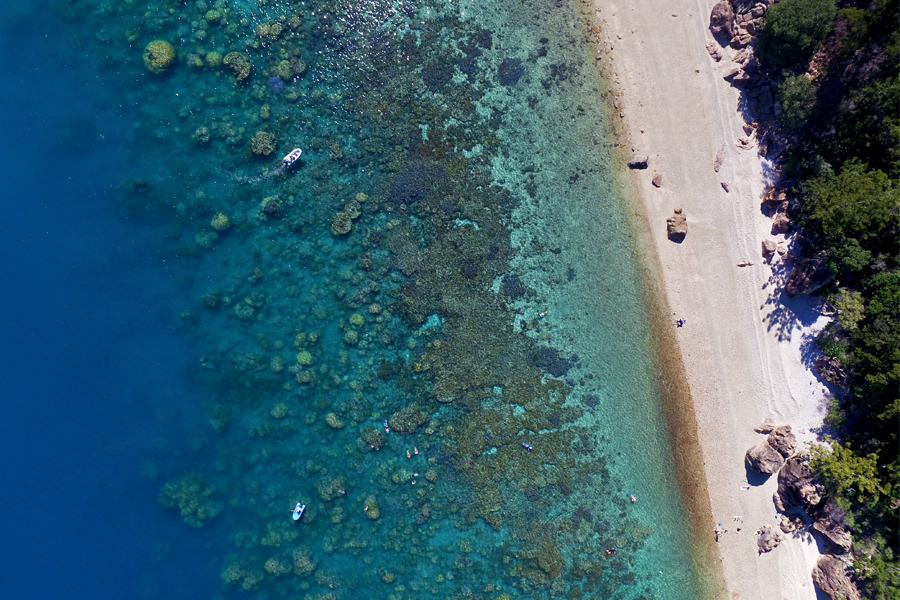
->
[{"left": 596, "top": 0, "right": 833, "bottom": 598}]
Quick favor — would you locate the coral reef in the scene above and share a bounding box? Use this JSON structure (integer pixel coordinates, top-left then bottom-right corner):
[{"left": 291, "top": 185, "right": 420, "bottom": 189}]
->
[
  {"left": 223, "top": 52, "right": 251, "bottom": 80},
  {"left": 331, "top": 211, "right": 352, "bottom": 235},
  {"left": 158, "top": 474, "right": 221, "bottom": 527},
  {"left": 143, "top": 40, "right": 175, "bottom": 74},
  {"left": 250, "top": 131, "right": 276, "bottom": 156},
  {"left": 210, "top": 213, "right": 229, "bottom": 231}
]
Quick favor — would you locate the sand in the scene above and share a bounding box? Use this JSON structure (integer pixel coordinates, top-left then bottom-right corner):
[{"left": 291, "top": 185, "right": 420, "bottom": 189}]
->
[{"left": 595, "top": 0, "right": 833, "bottom": 598}]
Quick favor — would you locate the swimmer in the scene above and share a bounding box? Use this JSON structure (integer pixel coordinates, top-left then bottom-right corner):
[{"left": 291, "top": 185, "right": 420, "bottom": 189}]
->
[
  {"left": 628, "top": 492, "right": 636, "bottom": 503},
  {"left": 383, "top": 420, "right": 391, "bottom": 433},
  {"left": 522, "top": 442, "right": 533, "bottom": 451},
  {"left": 606, "top": 548, "right": 617, "bottom": 555}
]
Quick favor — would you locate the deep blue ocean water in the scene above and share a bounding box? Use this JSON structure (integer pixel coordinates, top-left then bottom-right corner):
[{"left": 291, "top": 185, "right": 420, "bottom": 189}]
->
[{"left": 0, "top": 1, "right": 710, "bottom": 598}]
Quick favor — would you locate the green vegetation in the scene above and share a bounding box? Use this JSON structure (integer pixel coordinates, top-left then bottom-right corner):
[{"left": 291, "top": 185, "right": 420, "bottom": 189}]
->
[
  {"left": 776, "top": 74, "right": 817, "bottom": 129},
  {"left": 758, "top": 0, "right": 837, "bottom": 70},
  {"left": 764, "top": 1, "right": 899, "bottom": 596}
]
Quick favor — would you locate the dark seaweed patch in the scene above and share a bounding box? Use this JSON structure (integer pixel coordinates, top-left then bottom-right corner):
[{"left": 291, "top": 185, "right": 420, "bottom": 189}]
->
[
  {"left": 535, "top": 347, "right": 573, "bottom": 377},
  {"left": 498, "top": 58, "right": 525, "bottom": 86},
  {"left": 501, "top": 274, "right": 526, "bottom": 299}
]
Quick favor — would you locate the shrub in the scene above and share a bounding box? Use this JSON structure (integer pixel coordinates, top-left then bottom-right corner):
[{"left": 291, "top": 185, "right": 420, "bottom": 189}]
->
[
  {"left": 758, "top": 0, "right": 837, "bottom": 70},
  {"left": 777, "top": 74, "right": 818, "bottom": 128}
]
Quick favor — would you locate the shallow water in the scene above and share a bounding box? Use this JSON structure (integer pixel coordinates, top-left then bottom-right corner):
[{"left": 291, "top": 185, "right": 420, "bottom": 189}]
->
[{"left": 0, "top": 0, "right": 709, "bottom": 597}]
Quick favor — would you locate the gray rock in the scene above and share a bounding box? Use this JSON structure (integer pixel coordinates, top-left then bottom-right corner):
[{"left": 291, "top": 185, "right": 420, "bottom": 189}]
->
[
  {"left": 762, "top": 238, "right": 778, "bottom": 261},
  {"left": 722, "top": 64, "right": 741, "bottom": 79},
  {"left": 666, "top": 206, "right": 687, "bottom": 242},
  {"left": 779, "top": 513, "right": 804, "bottom": 533},
  {"left": 714, "top": 146, "right": 726, "bottom": 172},
  {"left": 746, "top": 440, "right": 785, "bottom": 474},
  {"left": 812, "top": 555, "right": 861, "bottom": 600},
  {"left": 628, "top": 155, "right": 649, "bottom": 169},
  {"left": 785, "top": 254, "right": 832, "bottom": 297},
  {"left": 767, "top": 425, "right": 796, "bottom": 458},
  {"left": 772, "top": 212, "right": 792, "bottom": 233},
  {"left": 757, "top": 524, "right": 785, "bottom": 553},
  {"left": 709, "top": 1, "right": 734, "bottom": 41}
]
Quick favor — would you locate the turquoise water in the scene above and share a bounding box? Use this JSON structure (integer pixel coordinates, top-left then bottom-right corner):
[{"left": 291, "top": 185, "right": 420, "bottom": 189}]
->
[{"left": 0, "top": 0, "right": 709, "bottom": 597}]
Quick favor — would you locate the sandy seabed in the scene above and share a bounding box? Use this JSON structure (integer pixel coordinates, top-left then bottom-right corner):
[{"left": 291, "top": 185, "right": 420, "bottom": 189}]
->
[{"left": 595, "top": 0, "right": 835, "bottom": 598}]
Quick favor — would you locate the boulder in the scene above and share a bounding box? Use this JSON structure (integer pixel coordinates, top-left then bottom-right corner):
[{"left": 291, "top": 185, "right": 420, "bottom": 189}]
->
[
  {"left": 813, "top": 512, "right": 853, "bottom": 554},
  {"left": 772, "top": 212, "right": 792, "bottom": 234},
  {"left": 785, "top": 254, "right": 832, "bottom": 297},
  {"left": 767, "top": 425, "right": 796, "bottom": 457},
  {"left": 709, "top": 1, "right": 734, "bottom": 41},
  {"left": 762, "top": 186, "right": 791, "bottom": 209},
  {"left": 779, "top": 513, "right": 804, "bottom": 533},
  {"left": 757, "top": 524, "right": 785, "bottom": 553},
  {"left": 722, "top": 64, "right": 742, "bottom": 79},
  {"left": 776, "top": 455, "right": 824, "bottom": 513},
  {"left": 721, "top": 181, "right": 730, "bottom": 193},
  {"left": 714, "top": 146, "right": 726, "bottom": 172},
  {"left": 814, "top": 356, "right": 847, "bottom": 387},
  {"left": 762, "top": 238, "right": 778, "bottom": 261},
  {"left": 706, "top": 41, "right": 722, "bottom": 61},
  {"left": 812, "top": 555, "right": 861, "bottom": 600},
  {"left": 652, "top": 173, "right": 663, "bottom": 187},
  {"left": 666, "top": 207, "right": 687, "bottom": 242},
  {"left": 746, "top": 440, "right": 785, "bottom": 474},
  {"left": 628, "top": 155, "right": 649, "bottom": 169}
]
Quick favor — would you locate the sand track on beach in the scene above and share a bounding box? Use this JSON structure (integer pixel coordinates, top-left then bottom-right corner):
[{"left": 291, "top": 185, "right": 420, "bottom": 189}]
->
[{"left": 597, "top": 0, "right": 832, "bottom": 597}]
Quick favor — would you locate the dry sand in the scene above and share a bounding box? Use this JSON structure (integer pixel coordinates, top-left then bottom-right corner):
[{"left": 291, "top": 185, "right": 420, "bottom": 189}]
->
[{"left": 595, "top": 0, "right": 833, "bottom": 598}]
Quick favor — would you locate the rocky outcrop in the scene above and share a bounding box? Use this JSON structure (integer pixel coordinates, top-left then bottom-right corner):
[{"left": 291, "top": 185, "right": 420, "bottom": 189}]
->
[
  {"left": 709, "top": 1, "right": 734, "bottom": 41},
  {"left": 812, "top": 555, "right": 861, "bottom": 600},
  {"left": 746, "top": 424, "right": 795, "bottom": 473},
  {"left": 812, "top": 509, "right": 854, "bottom": 554},
  {"left": 746, "top": 440, "right": 785, "bottom": 474},
  {"left": 814, "top": 356, "right": 847, "bottom": 387},
  {"left": 772, "top": 212, "right": 792, "bottom": 234},
  {"left": 785, "top": 254, "right": 832, "bottom": 297},
  {"left": 628, "top": 155, "right": 649, "bottom": 169},
  {"left": 666, "top": 206, "right": 687, "bottom": 242},
  {"left": 775, "top": 455, "right": 824, "bottom": 513},
  {"left": 767, "top": 425, "right": 796, "bottom": 458},
  {"left": 757, "top": 523, "right": 785, "bottom": 553},
  {"left": 779, "top": 513, "right": 804, "bottom": 533},
  {"left": 762, "top": 238, "right": 778, "bottom": 262}
]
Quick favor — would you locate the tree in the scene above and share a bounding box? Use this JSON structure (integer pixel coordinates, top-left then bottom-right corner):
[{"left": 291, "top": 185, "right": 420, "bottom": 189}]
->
[
  {"left": 803, "top": 160, "right": 897, "bottom": 251},
  {"left": 777, "top": 74, "right": 818, "bottom": 128},
  {"left": 759, "top": 0, "right": 838, "bottom": 70}
]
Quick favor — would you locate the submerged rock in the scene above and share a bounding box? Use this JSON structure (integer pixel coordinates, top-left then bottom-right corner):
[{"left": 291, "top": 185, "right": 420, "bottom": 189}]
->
[{"left": 628, "top": 155, "right": 649, "bottom": 169}]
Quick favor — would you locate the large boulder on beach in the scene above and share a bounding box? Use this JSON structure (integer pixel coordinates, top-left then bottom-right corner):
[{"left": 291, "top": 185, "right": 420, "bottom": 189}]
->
[
  {"left": 762, "top": 238, "right": 778, "bottom": 261},
  {"left": 775, "top": 455, "right": 824, "bottom": 513},
  {"left": 772, "top": 212, "right": 792, "bottom": 234},
  {"left": 785, "top": 254, "right": 832, "bottom": 297},
  {"left": 709, "top": 2, "right": 734, "bottom": 41},
  {"left": 767, "top": 425, "right": 796, "bottom": 458},
  {"left": 757, "top": 523, "right": 785, "bottom": 553},
  {"left": 812, "top": 555, "right": 861, "bottom": 600},
  {"left": 666, "top": 206, "right": 687, "bottom": 242},
  {"left": 812, "top": 510, "right": 853, "bottom": 554},
  {"left": 746, "top": 440, "right": 785, "bottom": 474}
]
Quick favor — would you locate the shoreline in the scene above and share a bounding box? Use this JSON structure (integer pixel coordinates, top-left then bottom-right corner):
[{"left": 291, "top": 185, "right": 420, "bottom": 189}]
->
[{"left": 597, "top": 0, "right": 832, "bottom": 598}]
